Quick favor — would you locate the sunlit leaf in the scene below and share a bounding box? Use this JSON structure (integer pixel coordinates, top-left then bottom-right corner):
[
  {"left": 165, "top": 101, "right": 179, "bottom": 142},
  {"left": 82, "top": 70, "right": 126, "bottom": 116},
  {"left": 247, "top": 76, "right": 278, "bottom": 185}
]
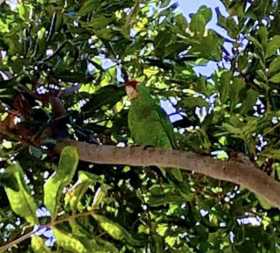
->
[
  {"left": 64, "top": 171, "right": 104, "bottom": 211},
  {"left": 255, "top": 195, "right": 272, "bottom": 210},
  {"left": 31, "top": 236, "right": 52, "bottom": 253},
  {"left": 92, "top": 214, "right": 142, "bottom": 246},
  {"left": 4, "top": 163, "right": 38, "bottom": 224},
  {"left": 53, "top": 227, "right": 88, "bottom": 253},
  {"left": 44, "top": 146, "right": 79, "bottom": 216}
]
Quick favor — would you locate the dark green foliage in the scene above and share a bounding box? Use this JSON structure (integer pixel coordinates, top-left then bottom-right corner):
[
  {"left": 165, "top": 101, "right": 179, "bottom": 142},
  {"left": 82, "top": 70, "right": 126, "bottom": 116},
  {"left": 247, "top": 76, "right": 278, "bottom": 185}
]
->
[{"left": 0, "top": 0, "right": 280, "bottom": 252}]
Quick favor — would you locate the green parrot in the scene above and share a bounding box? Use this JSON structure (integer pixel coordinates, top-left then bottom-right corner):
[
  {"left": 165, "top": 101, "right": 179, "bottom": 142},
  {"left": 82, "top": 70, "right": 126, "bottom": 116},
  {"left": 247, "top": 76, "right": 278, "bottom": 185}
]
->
[{"left": 125, "top": 80, "right": 183, "bottom": 182}]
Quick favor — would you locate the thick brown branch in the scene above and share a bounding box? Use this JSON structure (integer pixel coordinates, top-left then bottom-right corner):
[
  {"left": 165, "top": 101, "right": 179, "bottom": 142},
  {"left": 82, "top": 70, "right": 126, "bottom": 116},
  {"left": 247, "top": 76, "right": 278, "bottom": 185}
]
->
[{"left": 56, "top": 140, "right": 280, "bottom": 208}]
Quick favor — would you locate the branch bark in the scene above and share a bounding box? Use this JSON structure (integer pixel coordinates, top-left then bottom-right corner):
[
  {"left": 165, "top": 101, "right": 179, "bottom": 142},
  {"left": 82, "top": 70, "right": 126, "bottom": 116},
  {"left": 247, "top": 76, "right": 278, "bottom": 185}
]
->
[{"left": 56, "top": 140, "right": 280, "bottom": 208}]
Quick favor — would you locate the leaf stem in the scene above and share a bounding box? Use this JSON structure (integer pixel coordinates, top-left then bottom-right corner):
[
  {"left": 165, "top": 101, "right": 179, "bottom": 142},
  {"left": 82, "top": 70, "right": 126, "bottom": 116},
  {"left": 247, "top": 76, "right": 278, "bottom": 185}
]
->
[
  {"left": 0, "top": 229, "right": 36, "bottom": 252},
  {"left": 0, "top": 209, "right": 97, "bottom": 252}
]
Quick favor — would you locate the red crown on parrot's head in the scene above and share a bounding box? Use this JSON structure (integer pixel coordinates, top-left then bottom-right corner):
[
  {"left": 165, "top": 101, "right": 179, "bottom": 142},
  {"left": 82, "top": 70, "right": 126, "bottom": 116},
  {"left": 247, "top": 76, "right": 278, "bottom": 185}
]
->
[{"left": 125, "top": 80, "right": 139, "bottom": 89}]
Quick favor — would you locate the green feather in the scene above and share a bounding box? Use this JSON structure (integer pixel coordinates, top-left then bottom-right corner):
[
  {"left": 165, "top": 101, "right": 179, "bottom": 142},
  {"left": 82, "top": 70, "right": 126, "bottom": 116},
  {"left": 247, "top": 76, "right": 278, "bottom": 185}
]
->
[{"left": 128, "top": 84, "right": 183, "bottom": 181}]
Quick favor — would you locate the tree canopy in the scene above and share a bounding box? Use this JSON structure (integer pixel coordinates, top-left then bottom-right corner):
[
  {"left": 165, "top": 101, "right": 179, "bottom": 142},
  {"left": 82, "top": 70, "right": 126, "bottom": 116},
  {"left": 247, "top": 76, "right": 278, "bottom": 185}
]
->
[{"left": 0, "top": 0, "right": 280, "bottom": 252}]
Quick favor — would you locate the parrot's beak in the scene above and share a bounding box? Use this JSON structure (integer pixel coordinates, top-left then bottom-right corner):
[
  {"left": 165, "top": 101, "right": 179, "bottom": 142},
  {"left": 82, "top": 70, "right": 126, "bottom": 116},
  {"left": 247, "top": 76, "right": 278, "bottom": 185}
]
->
[{"left": 125, "top": 85, "right": 138, "bottom": 100}]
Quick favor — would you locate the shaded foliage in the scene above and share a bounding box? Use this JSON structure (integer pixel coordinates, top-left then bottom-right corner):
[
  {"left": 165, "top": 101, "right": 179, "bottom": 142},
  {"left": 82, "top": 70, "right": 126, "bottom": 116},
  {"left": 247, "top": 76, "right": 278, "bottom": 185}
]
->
[{"left": 0, "top": 0, "right": 280, "bottom": 252}]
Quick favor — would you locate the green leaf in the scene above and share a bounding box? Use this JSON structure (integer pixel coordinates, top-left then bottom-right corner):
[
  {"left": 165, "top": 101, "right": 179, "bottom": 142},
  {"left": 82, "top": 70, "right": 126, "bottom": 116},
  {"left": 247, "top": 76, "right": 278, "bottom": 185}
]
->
[
  {"left": 269, "top": 72, "right": 280, "bottom": 83},
  {"left": 183, "top": 96, "right": 208, "bottom": 108},
  {"left": 260, "top": 149, "right": 280, "bottom": 160},
  {"left": 258, "top": 26, "right": 268, "bottom": 46},
  {"left": 92, "top": 237, "right": 119, "bottom": 253},
  {"left": 92, "top": 214, "right": 142, "bottom": 246},
  {"left": 175, "top": 14, "right": 188, "bottom": 33},
  {"left": 146, "top": 193, "right": 185, "bottom": 207},
  {"left": 31, "top": 236, "right": 52, "bottom": 253},
  {"left": 78, "top": 0, "right": 97, "bottom": 16},
  {"left": 82, "top": 85, "right": 125, "bottom": 114},
  {"left": 154, "top": 29, "right": 174, "bottom": 58},
  {"left": 190, "top": 6, "right": 212, "bottom": 36},
  {"left": 151, "top": 234, "right": 164, "bottom": 253},
  {"left": 223, "top": 123, "right": 242, "bottom": 136},
  {"left": 274, "top": 163, "right": 280, "bottom": 179},
  {"left": 197, "top": 5, "right": 212, "bottom": 23},
  {"left": 87, "top": 16, "right": 112, "bottom": 30},
  {"left": 256, "top": 69, "right": 267, "bottom": 82},
  {"left": 219, "top": 71, "right": 245, "bottom": 110},
  {"left": 53, "top": 227, "right": 89, "bottom": 253},
  {"left": 219, "top": 71, "right": 232, "bottom": 104},
  {"left": 92, "top": 185, "right": 110, "bottom": 208},
  {"left": 0, "top": 171, "right": 19, "bottom": 191},
  {"left": 64, "top": 171, "right": 105, "bottom": 211},
  {"left": 190, "top": 12, "right": 205, "bottom": 36},
  {"left": 229, "top": 77, "right": 245, "bottom": 110},
  {"left": 190, "top": 30, "right": 223, "bottom": 60},
  {"left": 68, "top": 220, "right": 119, "bottom": 252},
  {"left": 44, "top": 146, "right": 79, "bottom": 216},
  {"left": 266, "top": 35, "right": 280, "bottom": 58},
  {"left": 255, "top": 195, "right": 272, "bottom": 210},
  {"left": 248, "top": 35, "right": 264, "bottom": 57},
  {"left": 160, "top": 0, "right": 171, "bottom": 8},
  {"left": 147, "top": 184, "right": 191, "bottom": 205},
  {"left": 269, "top": 57, "right": 280, "bottom": 75},
  {"left": 4, "top": 163, "right": 38, "bottom": 224},
  {"left": 216, "top": 12, "right": 239, "bottom": 38},
  {"left": 0, "top": 1, "right": 280, "bottom": 251},
  {"left": 240, "top": 89, "right": 259, "bottom": 114},
  {"left": 17, "top": 3, "right": 32, "bottom": 21}
]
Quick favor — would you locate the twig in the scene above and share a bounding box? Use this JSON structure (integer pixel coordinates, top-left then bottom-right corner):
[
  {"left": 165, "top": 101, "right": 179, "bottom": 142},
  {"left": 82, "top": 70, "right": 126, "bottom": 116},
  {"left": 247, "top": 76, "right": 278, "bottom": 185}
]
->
[{"left": 0, "top": 209, "right": 98, "bottom": 252}]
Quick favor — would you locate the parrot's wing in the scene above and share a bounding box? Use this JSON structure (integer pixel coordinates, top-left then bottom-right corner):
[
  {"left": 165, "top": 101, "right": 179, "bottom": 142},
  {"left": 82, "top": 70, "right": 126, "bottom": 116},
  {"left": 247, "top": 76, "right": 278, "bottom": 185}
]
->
[
  {"left": 155, "top": 105, "right": 183, "bottom": 181},
  {"left": 127, "top": 106, "right": 138, "bottom": 142},
  {"left": 138, "top": 85, "right": 177, "bottom": 148},
  {"left": 128, "top": 86, "right": 183, "bottom": 181},
  {"left": 156, "top": 105, "right": 177, "bottom": 148}
]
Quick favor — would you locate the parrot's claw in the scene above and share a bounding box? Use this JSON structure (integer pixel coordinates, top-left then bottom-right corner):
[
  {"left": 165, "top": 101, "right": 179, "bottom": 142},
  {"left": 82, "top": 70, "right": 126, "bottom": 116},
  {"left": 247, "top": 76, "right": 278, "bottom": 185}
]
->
[{"left": 143, "top": 145, "right": 154, "bottom": 150}]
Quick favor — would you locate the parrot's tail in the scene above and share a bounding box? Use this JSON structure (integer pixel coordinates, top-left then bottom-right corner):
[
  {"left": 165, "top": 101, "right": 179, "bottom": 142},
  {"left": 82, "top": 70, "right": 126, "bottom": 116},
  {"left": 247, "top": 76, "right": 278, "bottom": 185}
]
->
[{"left": 160, "top": 167, "right": 183, "bottom": 182}]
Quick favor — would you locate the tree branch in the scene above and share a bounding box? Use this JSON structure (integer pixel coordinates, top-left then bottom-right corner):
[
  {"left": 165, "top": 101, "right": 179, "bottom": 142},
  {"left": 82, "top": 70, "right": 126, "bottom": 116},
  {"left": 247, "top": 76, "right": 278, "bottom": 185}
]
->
[{"left": 56, "top": 140, "right": 280, "bottom": 208}]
